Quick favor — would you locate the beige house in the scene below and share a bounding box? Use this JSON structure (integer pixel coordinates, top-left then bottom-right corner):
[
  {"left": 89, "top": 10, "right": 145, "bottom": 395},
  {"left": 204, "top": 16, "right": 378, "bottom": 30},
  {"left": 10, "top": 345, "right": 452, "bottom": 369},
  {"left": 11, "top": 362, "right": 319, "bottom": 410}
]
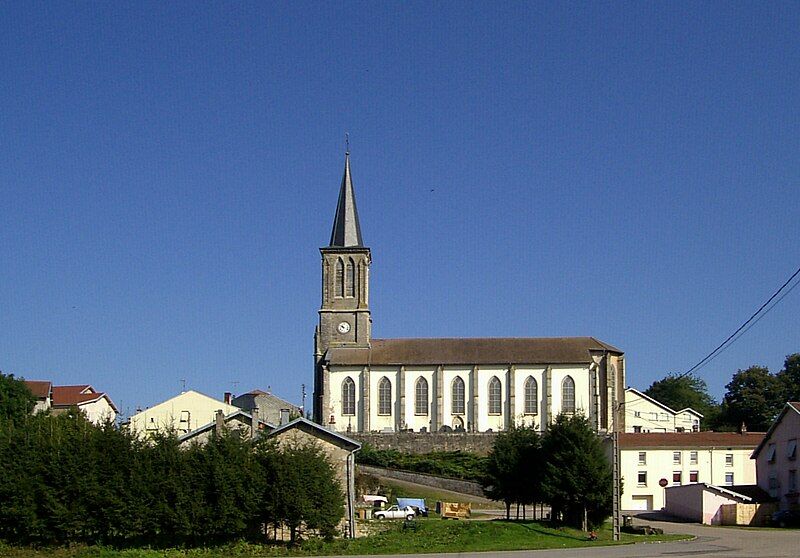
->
[
  {"left": 624, "top": 388, "right": 702, "bottom": 433},
  {"left": 617, "top": 432, "right": 762, "bottom": 511},
  {"left": 127, "top": 390, "right": 238, "bottom": 437},
  {"left": 752, "top": 402, "right": 799, "bottom": 510},
  {"left": 268, "top": 418, "right": 361, "bottom": 538},
  {"left": 314, "top": 153, "right": 626, "bottom": 435}
]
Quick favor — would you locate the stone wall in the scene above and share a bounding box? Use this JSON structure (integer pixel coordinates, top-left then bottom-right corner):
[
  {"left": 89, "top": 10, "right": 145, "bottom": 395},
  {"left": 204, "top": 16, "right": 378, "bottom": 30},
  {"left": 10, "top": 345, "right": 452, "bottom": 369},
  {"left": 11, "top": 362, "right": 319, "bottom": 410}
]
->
[
  {"left": 358, "top": 464, "right": 485, "bottom": 497},
  {"left": 351, "top": 431, "right": 498, "bottom": 455}
]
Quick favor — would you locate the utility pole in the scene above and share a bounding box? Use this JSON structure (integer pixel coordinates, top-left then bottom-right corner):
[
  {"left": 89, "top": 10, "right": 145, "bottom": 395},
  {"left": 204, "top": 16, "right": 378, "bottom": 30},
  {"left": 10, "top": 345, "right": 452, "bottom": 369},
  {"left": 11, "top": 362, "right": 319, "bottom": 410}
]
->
[
  {"left": 301, "top": 384, "right": 306, "bottom": 416},
  {"left": 612, "top": 391, "right": 621, "bottom": 541}
]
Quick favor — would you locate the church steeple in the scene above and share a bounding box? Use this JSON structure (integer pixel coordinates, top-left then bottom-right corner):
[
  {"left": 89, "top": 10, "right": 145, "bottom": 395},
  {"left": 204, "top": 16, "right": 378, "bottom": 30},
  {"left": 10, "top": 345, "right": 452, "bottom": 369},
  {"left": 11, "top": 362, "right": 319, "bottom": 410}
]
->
[{"left": 329, "top": 152, "right": 364, "bottom": 247}]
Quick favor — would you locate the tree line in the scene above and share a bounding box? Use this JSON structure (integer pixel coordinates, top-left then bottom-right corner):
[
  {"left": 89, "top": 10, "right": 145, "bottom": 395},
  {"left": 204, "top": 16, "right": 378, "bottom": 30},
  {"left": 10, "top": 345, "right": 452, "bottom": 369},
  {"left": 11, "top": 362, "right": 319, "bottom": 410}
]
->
[
  {"left": 643, "top": 353, "right": 799, "bottom": 432},
  {"left": 0, "top": 373, "right": 344, "bottom": 547},
  {"left": 481, "top": 414, "right": 611, "bottom": 531}
]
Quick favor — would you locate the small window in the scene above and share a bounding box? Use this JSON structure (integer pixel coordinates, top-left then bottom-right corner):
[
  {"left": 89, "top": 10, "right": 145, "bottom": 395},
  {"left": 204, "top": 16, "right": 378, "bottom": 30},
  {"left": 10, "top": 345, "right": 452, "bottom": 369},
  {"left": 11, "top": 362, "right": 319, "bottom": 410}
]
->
[
  {"left": 725, "top": 472, "right": 734, "bottom": 486},
  {"left": 346, "top": 258, "right": 356, "bottom": 298},
  {"left": 690, "top": 451, "right": 698, "bottom": 465},
  {"left": 451, "top": 376, "right": 465, "bottom": 415},
  {"left": 415, "top": 377, "right": 428, "bottom": 416},
  {"left": 633, "top": 426, "right": 642, "bottom": 433},
  {"left": 788, "top": 470, "right": 797, "bottom": 493},
  {"left": 650, "top": 412, "right": 659, "bottom": 421},
  {"left": 767, "top": 443, "right": 777, "bottom": 463},
  {"left": 637, "top": 471, "right": 647, "bottom": 486},
  {"left": 725, "top": 453, "right": 734, "bottom": 466},
  {"left": 524, "top": 376, "right": 538, "bottom": 414},
  {"left": 660, "top": 413, "right": 669, "bottom": 422},
  {"left": 768, "top": 473, "right": 779, "bottom": 497},
  {"left": 488, "top": 376, "right": 502, "bottom": 415},
  {"left": 638, "top": 452, "right": 647, "bottom": 465},
  {"left": 341, "top": 377, "right": 356, "bottom": 416},
  {"left": 673, "top": 451, "right": 682, "bottom": 465},
  {"left": 690, "top": 471, "right": 699, "bottom": 483},
  {"left": 378, "top": 377, "right": 392, "bottom": 416},
  {"left": 673, "top": 471, "right": 682, "bottom": 485},
  {"left": 561, "top": 376, "right": 575, "bottom": 414},
  {"left": 788, "top": 439, "right": 797, "bottom": 460},
  {"left": 179, "top": 411, "right": 190, "bottom": 423},
  {"left": 634, "top": 411, "right": 641, "bottom": 418}
]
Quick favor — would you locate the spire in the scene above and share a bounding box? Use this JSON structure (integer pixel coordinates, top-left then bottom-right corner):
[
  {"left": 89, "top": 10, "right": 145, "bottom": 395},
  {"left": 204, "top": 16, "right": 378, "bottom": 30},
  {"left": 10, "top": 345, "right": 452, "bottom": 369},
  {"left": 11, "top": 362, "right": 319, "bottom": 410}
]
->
[{"left": 329, "top": 152, "right": 364, "bottom": 247}]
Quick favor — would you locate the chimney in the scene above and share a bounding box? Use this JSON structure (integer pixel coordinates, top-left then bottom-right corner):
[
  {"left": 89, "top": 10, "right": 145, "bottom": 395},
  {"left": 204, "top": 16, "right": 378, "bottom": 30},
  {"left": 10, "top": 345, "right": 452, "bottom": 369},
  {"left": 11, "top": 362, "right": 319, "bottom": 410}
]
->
[
  {"left": 224, "top": 392, "right": 232, "bottom": 405},
  {"left": 280, "top": 408, "right": 290, "bottom": 426},
  {"left": 214, "top": 409, "right": 225, "bottom": 436}
]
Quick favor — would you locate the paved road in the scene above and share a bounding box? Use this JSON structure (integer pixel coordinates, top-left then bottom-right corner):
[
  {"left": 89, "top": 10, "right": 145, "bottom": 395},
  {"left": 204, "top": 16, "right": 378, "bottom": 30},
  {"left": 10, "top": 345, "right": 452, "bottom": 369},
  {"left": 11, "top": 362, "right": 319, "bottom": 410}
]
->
[{"left": 314, "top": 517, "right": 799, "bottom": 558}]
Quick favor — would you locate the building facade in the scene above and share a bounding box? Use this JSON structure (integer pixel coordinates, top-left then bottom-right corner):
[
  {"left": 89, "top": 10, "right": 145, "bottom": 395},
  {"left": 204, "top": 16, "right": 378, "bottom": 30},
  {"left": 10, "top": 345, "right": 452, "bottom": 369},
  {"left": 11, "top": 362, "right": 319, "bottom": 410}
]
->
[
  {"left": 616, "top": 432, "right": 762, "bottom": 511},
  {"left": 752, "top": 402, "right": 799, "bottom": 510},
  {"left": 624, "top": 388, "right": 702, "bottom": 433},
  {"left": 313, "top": 153, "right": 626, "bottom": 434},
  {"left": 127, "top": 390, "right": 239, "bottom": 437}
]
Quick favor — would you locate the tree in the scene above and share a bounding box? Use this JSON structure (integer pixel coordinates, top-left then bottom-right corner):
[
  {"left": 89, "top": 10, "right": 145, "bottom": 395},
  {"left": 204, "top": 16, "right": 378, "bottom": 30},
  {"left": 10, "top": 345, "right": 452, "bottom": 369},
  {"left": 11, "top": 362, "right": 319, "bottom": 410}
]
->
[
  {"left": 540, "top": 414, "right": 612, "bottom": 530},
  {"left": 720, "top": 365, "right": 783, "bottom": 432},
  {"left": 776, "top": 353, "right": 800, "bottom": 403},
  {"left": 481, "top": 425, "right": 541, "bottom": 519},
  {"left": 643, "top": 373, "right": 718, "bottom": 421},
  {"left": 0, "top": 372, "right": 36, "bottom": 423}
]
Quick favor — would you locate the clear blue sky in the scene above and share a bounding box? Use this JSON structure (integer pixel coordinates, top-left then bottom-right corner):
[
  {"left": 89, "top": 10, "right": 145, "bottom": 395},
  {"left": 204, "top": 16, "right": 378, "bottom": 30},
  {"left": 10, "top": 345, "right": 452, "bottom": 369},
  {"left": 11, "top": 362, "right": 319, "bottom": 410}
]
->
[{"left": 2, "top": 2, "right": 798, "bottom": 418}]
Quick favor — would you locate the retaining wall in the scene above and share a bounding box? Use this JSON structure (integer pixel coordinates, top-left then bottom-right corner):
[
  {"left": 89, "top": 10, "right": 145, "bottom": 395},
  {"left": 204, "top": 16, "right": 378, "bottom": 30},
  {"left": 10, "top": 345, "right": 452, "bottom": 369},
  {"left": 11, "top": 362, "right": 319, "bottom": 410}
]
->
[
  {"left": 358, "top": 464, "right": 485, "bottom": 497},
  {"left": 351, "top": 431, "right": 497, "bottom": 455}
]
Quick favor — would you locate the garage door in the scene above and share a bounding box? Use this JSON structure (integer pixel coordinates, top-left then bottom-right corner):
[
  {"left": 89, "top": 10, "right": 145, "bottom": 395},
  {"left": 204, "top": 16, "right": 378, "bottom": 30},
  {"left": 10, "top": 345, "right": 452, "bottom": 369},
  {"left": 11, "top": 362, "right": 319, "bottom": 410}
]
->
[{"left": 630, "top": 496, "right": 653, "bottom": 511}]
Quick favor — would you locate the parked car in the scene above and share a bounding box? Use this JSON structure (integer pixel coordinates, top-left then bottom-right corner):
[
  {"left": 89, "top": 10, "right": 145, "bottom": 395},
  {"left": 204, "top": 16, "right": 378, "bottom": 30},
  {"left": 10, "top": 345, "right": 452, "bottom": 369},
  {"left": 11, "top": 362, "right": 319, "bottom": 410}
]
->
[
  {"left": 770, "top": 509, "right": 800, "bottom": 528},
  {"left": 374, "top": 505, "right": 415, "bottom": 520}
]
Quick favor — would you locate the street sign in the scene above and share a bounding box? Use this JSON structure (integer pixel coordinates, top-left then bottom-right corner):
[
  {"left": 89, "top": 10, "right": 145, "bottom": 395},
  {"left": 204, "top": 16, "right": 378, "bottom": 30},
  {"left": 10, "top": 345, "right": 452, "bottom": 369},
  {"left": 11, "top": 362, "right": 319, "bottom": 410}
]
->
[{"left": 659, "top": 478, "right": 668, "bottom": 487}]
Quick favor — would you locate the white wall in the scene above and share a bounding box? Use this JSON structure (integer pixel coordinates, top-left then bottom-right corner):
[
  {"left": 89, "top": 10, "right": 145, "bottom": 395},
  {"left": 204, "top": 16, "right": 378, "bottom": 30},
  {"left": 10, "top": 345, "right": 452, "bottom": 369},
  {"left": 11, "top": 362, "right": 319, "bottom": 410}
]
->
[
  {"left": 403, "top": 367, "right": 435, "bottom": 432},
  {"left": 81, "top": 397, "right": 116, "bottom": 425},
  {"left": 128, "top": 391, "right": 238, "bottom": 436},
  {"left": 369, "top": 367, "right": 399, "bottom": 432}
]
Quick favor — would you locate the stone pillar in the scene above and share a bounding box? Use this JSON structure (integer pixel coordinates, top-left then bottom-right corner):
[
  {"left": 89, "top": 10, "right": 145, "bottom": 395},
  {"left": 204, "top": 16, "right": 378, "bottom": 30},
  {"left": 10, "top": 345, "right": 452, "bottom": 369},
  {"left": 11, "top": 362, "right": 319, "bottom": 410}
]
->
[
  {"left": 321, "top": 364, "right": 331, "bottom": 426},
  {"left": 398, "top": 366, "right": 406, "bottom": 431},
  {"left": 362, "top": 366, "right": 370, "bottom": 432},
  {"left": 435, "top": 365, "right": 443, "bottom": 432},
  {"left": 545, "top": 366, "right": 553, "bottom": 427},
  {"left": 507, "top": 365, "right": 516, "bottom": 429},
  {"left": 471, "top": 365, "right": 479, "bottom": 432}
]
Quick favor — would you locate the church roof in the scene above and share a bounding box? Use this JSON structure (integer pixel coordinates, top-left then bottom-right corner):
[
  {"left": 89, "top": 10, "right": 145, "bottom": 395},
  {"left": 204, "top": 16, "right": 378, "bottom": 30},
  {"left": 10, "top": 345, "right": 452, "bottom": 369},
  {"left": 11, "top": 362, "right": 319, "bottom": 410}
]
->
[
  {"left": 328, "top": 152, "right": 364, "bottom": 247},
  {"left": 325, "top": 337, "right": 622, "bottom": 366}
]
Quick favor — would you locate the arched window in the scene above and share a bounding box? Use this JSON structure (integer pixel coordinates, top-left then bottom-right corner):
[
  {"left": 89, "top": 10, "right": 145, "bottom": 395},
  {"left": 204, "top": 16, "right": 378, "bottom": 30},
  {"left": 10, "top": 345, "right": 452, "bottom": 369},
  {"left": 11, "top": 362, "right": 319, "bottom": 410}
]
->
[
  {"left": 562, "top": 376, "right": 575, "bottom": 414},
  {"left": 378, "top": 377, "right": 392, "bottom": 415},
  {"left": 451, "top": 376, "right": 465, "bottom": 415},
  {"left": 524, "top": 376, "right": 538, "bottom": 414},
  {"left": 488, "top": 376, "right": 502, "bottom": 415},
  {"left": 335, "top": 258, "right": 345, "bottom": 298},
  {"left": 346, "top": 258, "right": 356, "bottom": 297},
  {"left": 341, "top": 377, "right": 355, "bottom": 416},
  {"left": 415, "top": 377, "right": 428, "bottom": 415}
]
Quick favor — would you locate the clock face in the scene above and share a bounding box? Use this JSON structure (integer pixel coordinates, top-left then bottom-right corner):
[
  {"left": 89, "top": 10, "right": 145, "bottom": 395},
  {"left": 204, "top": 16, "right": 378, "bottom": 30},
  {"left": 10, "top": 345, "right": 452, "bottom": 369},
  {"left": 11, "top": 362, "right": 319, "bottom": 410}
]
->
[{"left": 337, "top": 321, "right": 351, "bottom": 334}]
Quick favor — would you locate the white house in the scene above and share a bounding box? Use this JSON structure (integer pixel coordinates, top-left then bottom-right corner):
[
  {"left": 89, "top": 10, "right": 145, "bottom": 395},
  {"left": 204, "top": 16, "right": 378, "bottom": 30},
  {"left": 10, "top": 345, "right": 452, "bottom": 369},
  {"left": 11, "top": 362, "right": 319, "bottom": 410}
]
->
[
  {"left": 127, "top": 390, "right": 239, "bottom": 437},
  {"left": 24, "top": 381, "right": 117, "bottom": 424},
  {"left": 751, "top": 402, "right": 799, "bottom": 510},
  {"left": 617, "top": 432, "right": 762, "bottom": 511},
  {"left": 624, "top": 388, "right": 702, "bottom": 433}
]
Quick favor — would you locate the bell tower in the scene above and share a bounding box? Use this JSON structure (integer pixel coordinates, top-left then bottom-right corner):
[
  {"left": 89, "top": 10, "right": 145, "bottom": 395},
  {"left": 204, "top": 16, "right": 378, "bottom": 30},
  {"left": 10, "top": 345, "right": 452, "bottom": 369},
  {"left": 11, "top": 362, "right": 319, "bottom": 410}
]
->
[{"left": 314, "top": 151, "right": 371, "bottom": 422}]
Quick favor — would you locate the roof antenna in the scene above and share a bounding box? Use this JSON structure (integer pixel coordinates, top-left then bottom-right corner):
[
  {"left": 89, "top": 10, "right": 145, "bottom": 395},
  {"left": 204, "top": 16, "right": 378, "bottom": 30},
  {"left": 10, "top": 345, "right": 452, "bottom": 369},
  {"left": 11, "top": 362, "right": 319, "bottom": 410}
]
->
[
  {"left": 180, "top": 378, "right": 186, "bottom": 393},
  {"left": 345, "top": 132, "right": 350, "bottom": 155}
]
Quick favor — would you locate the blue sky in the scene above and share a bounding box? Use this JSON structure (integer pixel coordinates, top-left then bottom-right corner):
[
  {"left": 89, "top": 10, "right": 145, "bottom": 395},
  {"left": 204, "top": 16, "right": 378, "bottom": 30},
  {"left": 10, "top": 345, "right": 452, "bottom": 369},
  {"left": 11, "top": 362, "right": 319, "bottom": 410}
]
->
[{"left": 1, "top": 2, "right": 798, "bottom": 417}]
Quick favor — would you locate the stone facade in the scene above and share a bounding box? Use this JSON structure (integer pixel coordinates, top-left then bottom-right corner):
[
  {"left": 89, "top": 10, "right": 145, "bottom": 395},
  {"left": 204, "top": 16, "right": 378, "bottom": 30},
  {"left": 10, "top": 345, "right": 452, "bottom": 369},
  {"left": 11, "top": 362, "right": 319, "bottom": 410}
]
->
[{"left": 352, "top": 431, "right": 498, "bottom": 456}]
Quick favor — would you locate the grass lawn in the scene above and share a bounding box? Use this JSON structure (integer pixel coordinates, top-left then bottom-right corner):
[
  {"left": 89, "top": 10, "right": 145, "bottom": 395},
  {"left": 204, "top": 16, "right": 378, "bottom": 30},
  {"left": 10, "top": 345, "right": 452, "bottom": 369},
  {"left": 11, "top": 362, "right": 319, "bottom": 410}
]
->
[{"left": 0, "top": 519, "right": 691, "bottom": 558}]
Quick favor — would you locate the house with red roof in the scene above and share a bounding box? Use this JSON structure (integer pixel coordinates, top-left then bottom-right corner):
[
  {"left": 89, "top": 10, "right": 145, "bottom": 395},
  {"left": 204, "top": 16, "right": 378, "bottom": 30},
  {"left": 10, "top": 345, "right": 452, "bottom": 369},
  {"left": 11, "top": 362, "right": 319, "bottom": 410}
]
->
[{"left": 24, "top": 380, "right": 117, "bottom": 424}]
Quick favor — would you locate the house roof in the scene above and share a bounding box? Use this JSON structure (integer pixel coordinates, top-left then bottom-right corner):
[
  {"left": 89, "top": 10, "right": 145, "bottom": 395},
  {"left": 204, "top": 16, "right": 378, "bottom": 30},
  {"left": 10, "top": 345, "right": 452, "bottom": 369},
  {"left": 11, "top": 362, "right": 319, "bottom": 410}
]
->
[
  {"left": 233, "top": 390, "right": 300, "bottom": 410},
  {"left": 325, "top": 337, "right": 622, "bottom": 366},
  {"left": 268, "top": 417, "right": 362, "bottom": 451},
  {"left": 177, "top": 410, "right": 275, "bottom": 443},
  {"left": 666, "top": 483, "right": 754, "bottom": 502},
  {"left": 625, "top": 387, "right": 704, "bottom": 418},
  {"left": 51, "top": 385, "right": 118, "bottom": 413},
  {"left": 24, "top": 380, "right": 52, "bottom": 399},
  {"left": 751, "top": 402, "right": 800, "bottom": 459},
  {"left": 619, "top": 432, "right": 764, "bottom": 449}
]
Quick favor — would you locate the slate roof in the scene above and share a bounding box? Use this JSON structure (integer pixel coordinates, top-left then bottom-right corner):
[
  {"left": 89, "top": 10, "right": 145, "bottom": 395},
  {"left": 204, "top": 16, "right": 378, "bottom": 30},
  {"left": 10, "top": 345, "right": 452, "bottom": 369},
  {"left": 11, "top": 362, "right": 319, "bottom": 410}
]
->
[
  {"left": 328, "top": 152, "right": 364, "bottom": 248},
  {"left": 325, "top": 337, "right": 622, "bottom": 366},
  {"left": 619, "top": 432, "right": 764, "bottom": 449}
]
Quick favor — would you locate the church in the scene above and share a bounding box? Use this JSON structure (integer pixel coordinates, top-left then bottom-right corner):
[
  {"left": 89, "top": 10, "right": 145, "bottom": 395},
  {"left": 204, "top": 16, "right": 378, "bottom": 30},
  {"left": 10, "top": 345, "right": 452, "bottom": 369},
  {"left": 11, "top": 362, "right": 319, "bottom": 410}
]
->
[{"left": 313, "top": 153, "right": 626, "bottom": 434}]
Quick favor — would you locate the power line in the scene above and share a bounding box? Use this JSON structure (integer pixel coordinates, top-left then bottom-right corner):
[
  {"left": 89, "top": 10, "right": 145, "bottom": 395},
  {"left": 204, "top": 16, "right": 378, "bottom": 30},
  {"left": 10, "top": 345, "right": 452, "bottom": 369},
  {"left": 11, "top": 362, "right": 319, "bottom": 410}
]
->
[{"left": 678, "top": 264, "right": 800, "bottom": 378}]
